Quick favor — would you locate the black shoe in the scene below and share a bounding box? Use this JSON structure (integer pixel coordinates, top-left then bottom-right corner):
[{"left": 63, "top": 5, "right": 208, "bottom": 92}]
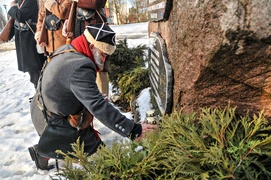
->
[{"left": 28, "top": 145, "right": 54, "bottom": 170}]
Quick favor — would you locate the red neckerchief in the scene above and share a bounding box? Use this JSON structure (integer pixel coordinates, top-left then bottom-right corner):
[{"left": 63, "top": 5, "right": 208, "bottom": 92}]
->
[{"left": 71, "top": 35, "right": 101, "bottom": 70}]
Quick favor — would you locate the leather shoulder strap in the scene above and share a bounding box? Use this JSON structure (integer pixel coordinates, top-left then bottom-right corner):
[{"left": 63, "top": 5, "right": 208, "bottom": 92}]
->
[
  {"left": 37, "top": 48, "right": 77, "bottom": 123},
  {"left": 19, "top": 0, "right": 26, "bottom": 8},
  {"left": 47, "top": 49, "right": 77, "bottom": 63}
]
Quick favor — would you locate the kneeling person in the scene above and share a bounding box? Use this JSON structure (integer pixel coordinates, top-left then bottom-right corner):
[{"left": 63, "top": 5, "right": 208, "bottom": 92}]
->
[{"left": 29, "top": 23, "right": 158, "bottom": 170}]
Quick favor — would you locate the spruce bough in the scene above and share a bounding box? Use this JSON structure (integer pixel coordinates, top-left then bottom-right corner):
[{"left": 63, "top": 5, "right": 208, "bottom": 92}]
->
[{"left": 56, "top": 106, "right": 271, "bottom": 180}]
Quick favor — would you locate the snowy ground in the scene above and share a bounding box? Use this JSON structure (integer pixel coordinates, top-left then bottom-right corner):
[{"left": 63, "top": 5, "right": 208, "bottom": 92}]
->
[{"left": 0, "top": 22, "right": 151, "bottom": 180}]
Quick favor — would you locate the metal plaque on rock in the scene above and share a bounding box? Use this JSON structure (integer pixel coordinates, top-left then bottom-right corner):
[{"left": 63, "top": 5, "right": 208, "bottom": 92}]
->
[
  {"left": 149, "top": 32, "right": 173, "bottom": 115},
  {"left": 147, "top": 0, "right": 173, "bottom": 21}
]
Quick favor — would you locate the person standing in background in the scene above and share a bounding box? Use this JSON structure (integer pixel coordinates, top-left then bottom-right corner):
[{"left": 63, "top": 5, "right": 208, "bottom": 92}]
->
[
  {"left": 36, "top": 0, "right": 106, "bottom": 55},
  {"left": 72, "top": 0, "right": 107, "bottom": 38},
  {"left": 8, "top": 0, "right": 46, "bottom": 89},
  {"left": 36, "top": 0, "right": 110, "bottom": 95},
  {"left": 63, "top": 0, "right": 109, "bottom": 96},
  {"left": 35, "top": 0, "right": 72, "bottom": 55},
  {"left": 70, "top": 0, "right": 109, "bottom": 96}
]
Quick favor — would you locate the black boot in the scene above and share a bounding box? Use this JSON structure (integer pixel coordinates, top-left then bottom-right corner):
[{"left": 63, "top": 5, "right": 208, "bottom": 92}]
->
[{"left": 28, "top": 145, "right": 54, "bottom": 170}]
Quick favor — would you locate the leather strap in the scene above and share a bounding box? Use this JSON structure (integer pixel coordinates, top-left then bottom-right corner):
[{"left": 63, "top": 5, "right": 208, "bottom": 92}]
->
[{"left": 37, "top": 48, "right": 78, "bottom": 123}]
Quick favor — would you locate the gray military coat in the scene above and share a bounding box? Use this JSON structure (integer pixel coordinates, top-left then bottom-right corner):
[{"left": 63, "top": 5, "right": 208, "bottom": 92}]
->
[{"left": 31, "top": 45, "right": 139, "bottom": 153}]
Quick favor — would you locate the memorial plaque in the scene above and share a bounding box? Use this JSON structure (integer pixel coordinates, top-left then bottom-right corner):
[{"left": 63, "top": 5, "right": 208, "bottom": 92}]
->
[
  {"left": 149, "top": 32, "right": 173, "bottom": 115},
  {"left": 147, "top": 0, "right": 173, "bottom": 21}
]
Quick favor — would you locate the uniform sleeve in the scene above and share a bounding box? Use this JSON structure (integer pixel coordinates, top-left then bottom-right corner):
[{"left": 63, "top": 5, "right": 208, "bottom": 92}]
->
[
  {"left": 69, "top": 60, "right": 138, "bottom": 137},
  {"left": 8, "top": 0, "right": 38, "bottom": 22},
  {"left": 44, "top": 0, "right": 71, "bottom": 19},
  {"left": 36, "top": 0, "right": 46, "bottom": 32},
  {"left": 77, "top": 0, "right": 106, "bottom": 9}
]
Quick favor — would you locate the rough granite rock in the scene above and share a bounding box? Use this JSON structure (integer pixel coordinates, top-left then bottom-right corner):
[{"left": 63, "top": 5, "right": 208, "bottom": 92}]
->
[{"left": 148, "top": 0, "right": 271, "bottom": 118}]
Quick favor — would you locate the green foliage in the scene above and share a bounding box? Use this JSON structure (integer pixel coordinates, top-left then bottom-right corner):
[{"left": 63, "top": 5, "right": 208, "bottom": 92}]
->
[
  {"left": 108, "top": 39, "right": 147, "bottom": 91},
  {"left": 108, "top": 39, "right": 149, "bottom": 110},
  {"left": 54, "top": 139, "right": 155, "bottom": 180},
  {"left": 55, "top": 106, "right": 271, "bottom": 179},
  {"left": 118, "top": 67, "right": 150, "bottom": 108}
]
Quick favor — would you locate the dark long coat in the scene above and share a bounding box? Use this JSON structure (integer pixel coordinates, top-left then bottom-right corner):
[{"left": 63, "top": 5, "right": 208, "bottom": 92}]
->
[{"left": 8, "top": 0, "right": 45, "bottom": 72}]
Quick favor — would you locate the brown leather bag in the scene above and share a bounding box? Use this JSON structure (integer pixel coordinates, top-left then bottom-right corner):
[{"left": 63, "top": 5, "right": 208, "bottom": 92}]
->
[
  {"left": 0, "top": 17, "right": 15, "bottom": 42},
  {"left": 68, "top": 108, "right": 94, "bottom": 130},
  {"left": 0, "top": 0, "right": 26, "bottom": 42}
]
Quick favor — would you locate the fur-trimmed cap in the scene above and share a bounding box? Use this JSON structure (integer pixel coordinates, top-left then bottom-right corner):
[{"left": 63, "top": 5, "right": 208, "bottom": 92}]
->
[{"left": 84, "top": 23, "right": 116, "bottom": 55}]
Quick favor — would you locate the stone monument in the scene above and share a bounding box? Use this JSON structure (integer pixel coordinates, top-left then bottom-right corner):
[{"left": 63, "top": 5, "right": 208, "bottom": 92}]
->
[{"left": 148, "top": 0, "right": 271, "bottom": 118}]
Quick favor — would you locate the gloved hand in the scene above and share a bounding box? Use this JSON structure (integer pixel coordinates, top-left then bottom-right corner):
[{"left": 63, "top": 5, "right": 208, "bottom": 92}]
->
[
  {"left": 44, "top": 0, "right": 57, "bottom": 11},
  {"left": 34, "top": 31, "right": 40, "bottom": 42},
  {"left": 10, "top": 1, "right": 17, "bottom": 7},
  {"left": 62, "top": 19, "right": 73, "bottom": 38},
  {"left": 35, "top": 31, "right": 47, "bottom": 46}
]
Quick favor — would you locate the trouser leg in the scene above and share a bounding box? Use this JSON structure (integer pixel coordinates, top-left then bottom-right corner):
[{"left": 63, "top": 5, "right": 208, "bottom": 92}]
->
[
  {"left": 28, "top": 71, "right": 41, "bottom": 89},
  {"left": 96, "top": 71, "right": 109, "bottom": 96}
]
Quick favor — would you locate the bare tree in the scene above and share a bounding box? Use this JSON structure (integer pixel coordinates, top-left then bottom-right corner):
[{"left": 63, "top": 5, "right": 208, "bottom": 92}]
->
[
  {"left": 129, "top": 0, "right": 138, "bottom": 22},
  {"left": 129, "top": 0, "right": 148, "bottom": 22},
  {"left": 110, "top": 0, "right": 128, "bottom": 24}
]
